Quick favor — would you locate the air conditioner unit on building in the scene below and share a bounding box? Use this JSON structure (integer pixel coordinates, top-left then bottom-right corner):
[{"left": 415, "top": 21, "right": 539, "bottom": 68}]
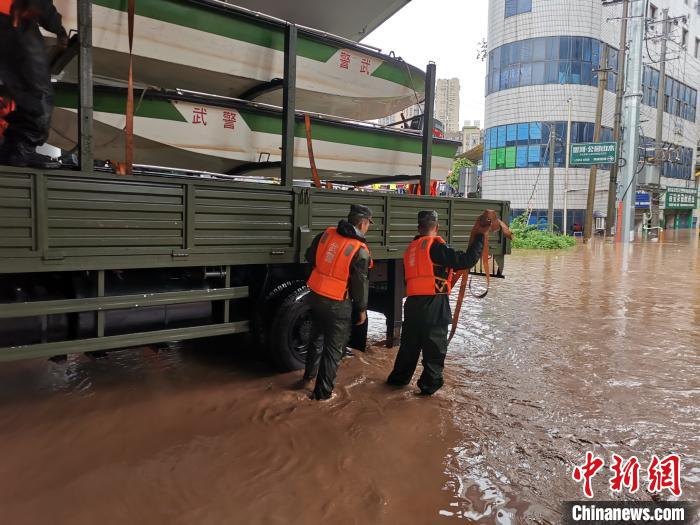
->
[{"left": 638, "top": 164, "right": 661, "bottom": 186}]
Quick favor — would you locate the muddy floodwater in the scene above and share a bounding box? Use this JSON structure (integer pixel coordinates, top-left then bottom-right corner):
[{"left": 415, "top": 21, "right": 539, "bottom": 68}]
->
[{"left": 0, "top": 232, "right": 698, "bottom": 524}]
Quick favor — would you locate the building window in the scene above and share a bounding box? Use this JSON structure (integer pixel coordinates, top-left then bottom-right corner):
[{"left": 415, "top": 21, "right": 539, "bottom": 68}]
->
[
  {"left": 482, "top": 121, "right": 692, "bottom": 178},
  {"left": 682, "top": 28, "right": 688, "bottom": 48},
  {"left": 483, "top": 121, "right": 611, "bottom": 171},
  {"left": 649, "top": 3, "right": 657, "bottom": 19},
  {"left": 695, "top": 38, "right": 700, "bottom": 58},
  {"left": 486, "top": 36, "right": 697, "bottom": 122},
  {"left": 505, "top": 0, "right": 531, "bottom": 18}
]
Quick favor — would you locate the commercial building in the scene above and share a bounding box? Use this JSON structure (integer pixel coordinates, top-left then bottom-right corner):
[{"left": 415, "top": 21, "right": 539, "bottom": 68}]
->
[
  {"left": 483, "top": 0, "right": 699, "bottom": 231},
  {"left": 435, "top": 78, "right": 461, "bottom": 133},
  {"left": 462, "top": 120, "right": 483, "bottom": 151}
]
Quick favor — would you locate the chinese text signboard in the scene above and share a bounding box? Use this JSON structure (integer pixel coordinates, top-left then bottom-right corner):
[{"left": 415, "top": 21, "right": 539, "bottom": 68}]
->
[
  {"left": 665, "top": 187, "right": 697, "bottom": 209},
  {"left": 570, "top": 142, "right": 617, "bottom": 165},
  {"left": 635, "top": 192, "right": 650, "bottom": 209}
]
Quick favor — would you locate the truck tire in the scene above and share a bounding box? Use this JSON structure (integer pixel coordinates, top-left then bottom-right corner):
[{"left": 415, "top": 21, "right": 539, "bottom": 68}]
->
[
  {"left": 268, "top": 285, "right": 313, "bottom": 371},
  {"left": 254, "top": 280, "right": 306, "bottom": 354}
]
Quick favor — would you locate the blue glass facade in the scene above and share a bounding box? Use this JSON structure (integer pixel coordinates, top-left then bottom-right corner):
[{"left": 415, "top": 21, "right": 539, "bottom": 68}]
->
[
  {"left": 482, "top": 121, "right": 613, "bottom": 170},
  {"left": 486, "top": 36, "right": 697, "bottom": 122},
  {"left": 486, "top": 36, "right": 615, "bottom": 95},
  {"left": 505, "top": 0, "right": 531, "bottom": 17},
  {"left": 642, "top": 65, "right": 697, "bottom": 122},
  {"left": 639, "top": 137, "right": 694, "bottom": 180},
  {"left": 483, "top": 121, "right": 694, "bottom": 180}
]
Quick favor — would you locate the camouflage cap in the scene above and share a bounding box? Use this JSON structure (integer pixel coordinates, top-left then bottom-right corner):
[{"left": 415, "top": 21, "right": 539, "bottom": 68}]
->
[
  {"left": 417, "top": 210, "right": 438, "bottom": 223},
  {"left": 348, "top": 204, "right": 374, "bottom": 224}
]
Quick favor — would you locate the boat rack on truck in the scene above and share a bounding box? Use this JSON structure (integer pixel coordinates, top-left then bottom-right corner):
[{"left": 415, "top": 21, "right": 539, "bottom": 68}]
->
[{"left": 0, "top": 0, "right": 511, "bottom": 369}]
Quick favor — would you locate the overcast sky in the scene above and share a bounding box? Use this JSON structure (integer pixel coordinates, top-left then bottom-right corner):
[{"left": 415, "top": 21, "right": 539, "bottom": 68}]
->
[{"left": 362, "top": 0, "right": 490, "bottom": 127}]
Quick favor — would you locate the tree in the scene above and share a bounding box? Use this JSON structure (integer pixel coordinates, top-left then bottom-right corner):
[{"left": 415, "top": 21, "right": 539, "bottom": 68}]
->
[
  {"left": 476, "top": 38, "right": 488, "bottom": 61},
  {"left": 446, "top": 158, "right": 475, "bottom": 190}
]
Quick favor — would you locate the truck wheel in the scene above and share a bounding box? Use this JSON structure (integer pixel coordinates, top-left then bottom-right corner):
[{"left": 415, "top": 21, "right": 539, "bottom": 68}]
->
[
  {"left": 255, "top": 280, "right": 305, "bottom": 354},
  {"left": 268, "top": 285, "right": 313, "bottom": 371}
]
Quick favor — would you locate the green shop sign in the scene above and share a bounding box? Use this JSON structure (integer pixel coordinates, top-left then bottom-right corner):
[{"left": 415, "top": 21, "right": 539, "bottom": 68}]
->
[
  {"left": 570, "top": 142, "right": 617, "bottom": 165},
  {"left": 665, "top": 187, "right": 698, "bottom": 209}
]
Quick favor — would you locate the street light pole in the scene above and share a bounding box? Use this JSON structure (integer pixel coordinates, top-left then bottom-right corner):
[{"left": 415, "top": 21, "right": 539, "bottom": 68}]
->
[
  {"left": 619, "top": 0, "right": 645, "bottom": 243},
  {"left": 652, "top": 8, "right": 670, "bottom": 235},
  {"left": 564, "top": 97, "right": 572, "bottom": 235},
  {"left": 548, "top": 126, "right": 556, "bottom": 232},
  {"left": 606, "top": 0, "right": 629, "bottom": 236}
]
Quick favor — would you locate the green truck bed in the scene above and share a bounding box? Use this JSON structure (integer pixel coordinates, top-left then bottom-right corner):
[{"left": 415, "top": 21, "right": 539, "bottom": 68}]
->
[{"left": 0, "top": 167, "right": 511, "bottom": 273}]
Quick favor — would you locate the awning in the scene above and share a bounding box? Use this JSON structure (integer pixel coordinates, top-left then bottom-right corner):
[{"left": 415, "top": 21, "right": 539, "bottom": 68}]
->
[{"left": 456, "top": 143, "right": 483, "bottom": 163}]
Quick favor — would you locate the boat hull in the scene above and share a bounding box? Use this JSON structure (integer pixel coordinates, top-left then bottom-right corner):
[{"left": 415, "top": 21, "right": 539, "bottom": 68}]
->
[
  {"left": 50, "top": 85, "right": 458, "bottom": 184},
  {"left": 51, "top": 0, "right": 425, "bottom": 120}
]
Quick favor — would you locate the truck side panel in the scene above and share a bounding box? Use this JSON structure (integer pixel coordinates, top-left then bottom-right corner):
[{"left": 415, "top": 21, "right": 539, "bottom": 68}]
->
[{"left": 0, "top": 168, "right": 510, "bottom": 274}]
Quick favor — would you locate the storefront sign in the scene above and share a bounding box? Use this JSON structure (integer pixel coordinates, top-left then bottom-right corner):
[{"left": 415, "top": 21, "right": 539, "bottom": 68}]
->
[
  {"left": 665, "top": 187, "right": 698, "bottom": 209},
  {"left": 570, "top": 142, "right": 617, "bottom": 165}
]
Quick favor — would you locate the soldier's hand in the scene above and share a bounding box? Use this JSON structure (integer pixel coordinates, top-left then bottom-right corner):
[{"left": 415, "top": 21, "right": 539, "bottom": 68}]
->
[
  {"left": 355, "top": 311, "right": 367, "bottom": 326},
  {"left": 57, "top": 28, "right": 69, "bottom": 50}
]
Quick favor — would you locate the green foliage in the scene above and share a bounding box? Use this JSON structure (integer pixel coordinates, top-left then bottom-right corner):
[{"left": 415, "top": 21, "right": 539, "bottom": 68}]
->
[
  {"left": 447, "top": 158, "right": 475, "bottom": 190},
  {"left": 509, "top": 213, "right": 576, "bottom": 250}
]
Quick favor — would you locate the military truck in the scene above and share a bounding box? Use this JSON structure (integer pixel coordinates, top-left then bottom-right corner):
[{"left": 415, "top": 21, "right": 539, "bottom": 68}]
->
[{"left": 0, "top": 0, "right": 510, "bottom": 369}]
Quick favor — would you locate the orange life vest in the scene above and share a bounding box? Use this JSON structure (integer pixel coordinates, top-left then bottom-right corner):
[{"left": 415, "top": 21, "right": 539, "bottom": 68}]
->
[
  {"left": 0, "top": 0, "right": 12, "bottom": 16},
  {"left": 307, "top": 227, "right": 371, "bottom": 301},
  {"left": 404, "top": 236, "right": 454, "bottom": 296}
]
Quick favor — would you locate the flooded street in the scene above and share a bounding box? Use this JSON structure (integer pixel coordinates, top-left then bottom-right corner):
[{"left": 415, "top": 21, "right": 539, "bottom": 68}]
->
[{"left": 0, "top": 232, "right": 697, "bottom": 524}]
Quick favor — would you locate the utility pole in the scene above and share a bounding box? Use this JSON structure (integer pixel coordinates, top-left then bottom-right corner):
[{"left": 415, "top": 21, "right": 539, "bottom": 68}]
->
[
  {"left": 619, "top": 0, "right": 645, "bottom": 243},
  {"left": 78, "top": 0, "right": 93, "bottom": 172},
  {"left": 420, "top": 62, "right": 437, "bottom": 195},
  {"left": 606, "top": 0, "right": 629, "bottom": 237},
  {"left": 584, "top": 44, "right": 608, "bottom": 242},
  {"left": 652, "top": 8, "right": 670, "bottom": 236},
  {"left": 548, "top": 126, "right": 556, "bottom": 232},
  {"left": 564, "top": 98, "right": 572, "bottom": 235},
  {"left": 281, "top": 24, "right": 297, "bottom": 187}
]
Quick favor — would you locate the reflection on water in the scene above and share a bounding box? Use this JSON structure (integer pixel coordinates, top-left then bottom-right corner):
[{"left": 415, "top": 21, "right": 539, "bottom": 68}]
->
[
  {"left": 0, "top": 232, "right": 697, "bottom": 524},
  {"left": 443, "top": 231, "right": 699, "bottom": 523}
]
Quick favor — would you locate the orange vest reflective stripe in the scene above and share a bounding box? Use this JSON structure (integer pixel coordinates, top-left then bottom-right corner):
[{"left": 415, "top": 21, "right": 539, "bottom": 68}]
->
[
  {"left": 404, "top": 236, "right": 454, "bottom": 296},
  {"left": 307, "top": 227, "right": 371, "bottom": 301},
  {"left": 0, "top": 0, "right": 12, "bottom": 16}
]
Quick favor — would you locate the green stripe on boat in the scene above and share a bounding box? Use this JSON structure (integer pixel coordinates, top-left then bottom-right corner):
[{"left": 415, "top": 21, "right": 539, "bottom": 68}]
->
[
  {"left": 237, "top": 111, "right": 455, "bottom": 158},
  {"left": 53, "top": 87, "right": 455, "bottom": 158},
  {"left": 92, "top": 0, "right": 423, "bottom": 90},
  {"left": 95, "top": 0, "right": 339, "bottom": 63},
  {"left": 372, "top": 63, "right": 424, "bottom": 93},
  {"left": 53, "top": 89, "right": 189, "bottom": 122}
]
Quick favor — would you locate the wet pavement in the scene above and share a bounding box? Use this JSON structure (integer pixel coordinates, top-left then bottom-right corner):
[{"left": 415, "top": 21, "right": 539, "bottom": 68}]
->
[{"left": 0, "top": 231, "right": 697, "bottom": 524}]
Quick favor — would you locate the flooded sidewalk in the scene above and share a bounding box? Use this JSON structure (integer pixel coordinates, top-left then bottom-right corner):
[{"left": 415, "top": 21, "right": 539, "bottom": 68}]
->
[{"left": 0, "top": 232, "right": 697, "bottom": 524}]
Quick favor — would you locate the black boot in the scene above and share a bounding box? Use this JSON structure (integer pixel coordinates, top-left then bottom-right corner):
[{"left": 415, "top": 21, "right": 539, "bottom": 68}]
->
[{"left": 2, "top": 142, "right": 61, "bottom": 169}]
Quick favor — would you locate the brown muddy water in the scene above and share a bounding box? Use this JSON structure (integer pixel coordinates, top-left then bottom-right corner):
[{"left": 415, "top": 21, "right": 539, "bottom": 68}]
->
[{"left": 0, "top": 231, "right": 698, "bottom": 524}]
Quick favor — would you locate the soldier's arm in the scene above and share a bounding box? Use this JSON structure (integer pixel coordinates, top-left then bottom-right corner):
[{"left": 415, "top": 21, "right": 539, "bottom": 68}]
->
[
  {"left": 348, "top": 248, "right": 370, "bottom": 312},
  {"left": 305, "top": 233, "right": 323, "bottom": 267},
  {"left": 429, "top": 234, "right": 485, "bottom": 270},
  {"left": 25, "top": 0, "right": 66, "bottom": 36}
]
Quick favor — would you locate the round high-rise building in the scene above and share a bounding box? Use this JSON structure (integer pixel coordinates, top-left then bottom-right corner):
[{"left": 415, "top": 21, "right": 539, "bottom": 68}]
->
[{"left": 483, "top": 0, "right": 699, "bottom": 232}]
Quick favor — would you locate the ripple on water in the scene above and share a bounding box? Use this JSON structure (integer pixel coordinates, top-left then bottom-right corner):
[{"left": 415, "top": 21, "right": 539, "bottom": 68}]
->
[{"left": 442, "top": 234, "right": 700, "bottom": 522}]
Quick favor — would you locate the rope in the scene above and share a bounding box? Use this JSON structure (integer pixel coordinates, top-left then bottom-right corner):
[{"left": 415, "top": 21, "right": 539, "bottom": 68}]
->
[
  {"left": 304, "top": 114, "right": 321, "bottom": 189},
  {"left": 122, "top": 0, "right": 135, "bottom": 176},
  {"left": 447, "top": 211, "right": 512, "bottom": 345}
]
